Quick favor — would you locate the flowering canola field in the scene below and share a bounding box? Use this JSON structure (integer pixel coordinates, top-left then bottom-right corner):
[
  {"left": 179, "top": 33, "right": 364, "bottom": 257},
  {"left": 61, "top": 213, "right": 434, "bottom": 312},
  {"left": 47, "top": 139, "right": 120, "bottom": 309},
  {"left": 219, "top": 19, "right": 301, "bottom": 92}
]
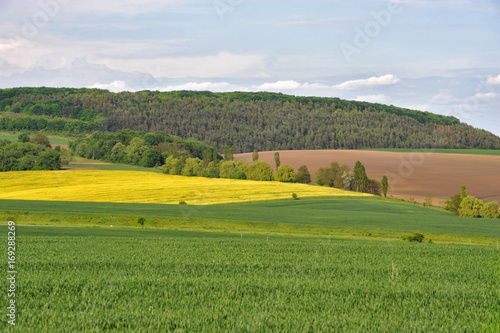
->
[{"left": 0, "top": 170, "right": 370, "bottom": 205}]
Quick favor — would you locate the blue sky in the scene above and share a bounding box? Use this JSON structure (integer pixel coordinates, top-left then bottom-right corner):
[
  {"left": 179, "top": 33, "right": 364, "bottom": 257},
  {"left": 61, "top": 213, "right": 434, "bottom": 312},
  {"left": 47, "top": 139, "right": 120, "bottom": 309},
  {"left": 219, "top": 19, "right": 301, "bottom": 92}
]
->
[{"left": 1, "top": 0, "right": 499, "bottom": 135}]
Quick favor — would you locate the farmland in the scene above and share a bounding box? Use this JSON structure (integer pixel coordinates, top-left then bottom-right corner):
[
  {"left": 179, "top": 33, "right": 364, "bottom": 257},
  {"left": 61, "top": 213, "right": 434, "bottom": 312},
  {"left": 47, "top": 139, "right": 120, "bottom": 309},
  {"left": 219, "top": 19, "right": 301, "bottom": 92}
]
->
[
  {"left": 1, "top": 225, "right": 498, "bottom": 332},
  {"left": 0, "top": 170, "right": 369, "bottom": 205},
  {"left": 236, "top": 149, "right": 500, "bottom": 204}
]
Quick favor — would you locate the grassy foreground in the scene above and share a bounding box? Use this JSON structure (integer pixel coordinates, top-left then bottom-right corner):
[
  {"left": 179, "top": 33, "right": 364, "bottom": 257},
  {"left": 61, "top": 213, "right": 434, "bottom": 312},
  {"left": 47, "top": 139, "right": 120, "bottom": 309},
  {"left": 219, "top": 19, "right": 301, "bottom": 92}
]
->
[
  {"left": 1, "top": 226, "right": 498, "bottom": 332},
  {"left": 2, "top": 198, "right": 499, "bottom": 245},
  {"left": 0, "top": 170, "right": 369, "bottom": 205}
]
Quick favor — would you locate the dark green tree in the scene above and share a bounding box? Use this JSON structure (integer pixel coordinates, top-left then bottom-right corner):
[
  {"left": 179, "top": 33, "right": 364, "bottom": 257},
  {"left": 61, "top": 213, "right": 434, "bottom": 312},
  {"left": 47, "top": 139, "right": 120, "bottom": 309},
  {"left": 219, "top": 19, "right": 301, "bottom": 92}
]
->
[
  {"left": 354, "top": 161, "right": 368, "bottom": 192},
  {"left": 381, "top": 175, "right": 389, "bottom": 197},
  {"left": 18, "top": 133, "right": 30, "bottom": 143},
  {"left": 223, "top": 146, "right": 233, "bottom": 161},
  {"left": 296, "top": 165, "right": 311, "bottom": 184},
  {"left": 30, "top": 133, "right": 51, "bottom": 147},
  {"left": 274, "top": 152, "right": 280, "bottom": 169}
]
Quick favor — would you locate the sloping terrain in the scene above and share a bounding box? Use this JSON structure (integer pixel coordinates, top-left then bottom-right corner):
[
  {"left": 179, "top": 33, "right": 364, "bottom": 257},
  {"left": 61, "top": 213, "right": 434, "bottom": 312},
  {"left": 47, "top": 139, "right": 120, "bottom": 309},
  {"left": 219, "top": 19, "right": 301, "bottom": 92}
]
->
[{"left": 236, "top": 150, "right": 500, "bottom": 204}]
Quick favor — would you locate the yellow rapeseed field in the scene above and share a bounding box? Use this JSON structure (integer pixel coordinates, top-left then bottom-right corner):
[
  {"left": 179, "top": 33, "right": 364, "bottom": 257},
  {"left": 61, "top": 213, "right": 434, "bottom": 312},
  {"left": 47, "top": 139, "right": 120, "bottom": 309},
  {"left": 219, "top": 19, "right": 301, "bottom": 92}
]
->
[{"left": 0, "top": 170, "right": 370, "bottom": 205}]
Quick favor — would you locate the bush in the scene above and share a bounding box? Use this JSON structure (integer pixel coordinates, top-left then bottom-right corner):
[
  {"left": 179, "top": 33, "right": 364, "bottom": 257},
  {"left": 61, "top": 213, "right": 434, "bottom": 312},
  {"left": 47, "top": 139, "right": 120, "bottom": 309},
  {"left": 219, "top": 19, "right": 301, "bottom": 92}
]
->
[
  {"left": 229, "top": 169, "right": 246, "bottom": 180},
  {"left": 402, "top": 233, "right": 425, "bottom": 243},
  {"left": 292, "top": 193, "right": 298, "bottom": 200}
]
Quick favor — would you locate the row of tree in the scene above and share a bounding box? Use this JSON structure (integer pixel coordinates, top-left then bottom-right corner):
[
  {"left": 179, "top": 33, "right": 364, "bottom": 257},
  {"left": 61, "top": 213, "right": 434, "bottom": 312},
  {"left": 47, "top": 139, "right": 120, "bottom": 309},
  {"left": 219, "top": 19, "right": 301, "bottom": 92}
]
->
[
  {"left": 313, "top": 161, "right": 388, "bottom": 196},
  {"left": 2, "top": 88, "right": 499, "bottom": 152},
  {"left": 444, "top": 186, "right": 499, "bottom": 219},
  {"left": 0, "top": 133, "right": 63, "bottom": 171}
]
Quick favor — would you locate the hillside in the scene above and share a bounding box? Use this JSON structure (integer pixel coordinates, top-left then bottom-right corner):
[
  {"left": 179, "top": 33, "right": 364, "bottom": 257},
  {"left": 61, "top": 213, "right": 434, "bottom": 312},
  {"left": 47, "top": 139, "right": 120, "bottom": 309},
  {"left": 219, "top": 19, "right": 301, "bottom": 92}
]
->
[{"left": 1, "top": 87, "right": 500, "bottom": 152}]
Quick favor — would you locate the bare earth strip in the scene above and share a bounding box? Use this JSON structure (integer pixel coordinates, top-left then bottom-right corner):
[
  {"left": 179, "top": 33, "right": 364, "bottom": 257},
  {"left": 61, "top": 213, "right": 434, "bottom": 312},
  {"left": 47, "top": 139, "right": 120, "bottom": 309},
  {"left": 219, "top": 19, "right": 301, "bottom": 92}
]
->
[{"left": 235, "top": 150, "right": 500, "bottom": 204}]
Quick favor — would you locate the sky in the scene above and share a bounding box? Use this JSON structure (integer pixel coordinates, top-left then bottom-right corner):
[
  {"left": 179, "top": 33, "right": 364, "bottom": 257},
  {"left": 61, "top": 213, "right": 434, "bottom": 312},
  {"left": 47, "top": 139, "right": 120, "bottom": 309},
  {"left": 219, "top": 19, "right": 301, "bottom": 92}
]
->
[{"left": 1, "top": 0, "right": 499, "bottom": 136}]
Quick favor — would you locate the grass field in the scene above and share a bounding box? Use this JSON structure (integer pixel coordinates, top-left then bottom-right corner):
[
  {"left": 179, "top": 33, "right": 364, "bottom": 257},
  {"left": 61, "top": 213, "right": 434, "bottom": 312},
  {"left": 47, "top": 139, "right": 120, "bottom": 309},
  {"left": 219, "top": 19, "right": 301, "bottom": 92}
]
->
[
  {"left": 2, "top": 197, "right": 499, "bottom": 245},
  {"left": 1, "top": 225, "right": 498, "bottom": 332},
  {"left": 0, "top": 170, "right": 369, "bottom": 205}
]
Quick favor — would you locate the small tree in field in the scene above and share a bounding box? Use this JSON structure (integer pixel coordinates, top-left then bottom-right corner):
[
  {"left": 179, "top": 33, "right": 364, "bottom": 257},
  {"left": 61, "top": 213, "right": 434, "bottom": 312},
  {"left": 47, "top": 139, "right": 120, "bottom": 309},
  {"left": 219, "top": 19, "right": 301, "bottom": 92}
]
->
[
  {"left": 424, "top": 194, "right": 433, "bottom": 207},
  {"left": 381, "top": 175, "right": 389, "bottom": 198},
  {"left": 137, "top": 217, "right": 146, "bottom": 228}
]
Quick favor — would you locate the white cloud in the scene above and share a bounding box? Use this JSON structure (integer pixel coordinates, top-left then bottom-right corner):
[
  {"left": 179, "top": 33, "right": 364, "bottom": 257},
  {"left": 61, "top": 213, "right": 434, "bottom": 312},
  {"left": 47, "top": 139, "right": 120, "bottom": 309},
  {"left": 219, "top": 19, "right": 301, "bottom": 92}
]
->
[
  {"left": 355, "top": 94, "right": 389, "bottom": 104},
  {"left": 333, "top": 74, "right": 400, "bottom": 90},
  {"left": 157, "top": 82, "right": 244, "bottom": 92},
  {"left": 90, "top": 80, "right": 131, "bottom": 92},
  {"left": 256, "top": 80, "right": 302, "bottom": 90},
  {"left": 431, "top": 91, "right": 455, "bottom": 103},
  {"left": 486, "top": 75, "right": 500, "bottom": 84},
  {"left": 474, "top": 92, "right": 498, "bottom": 99}
]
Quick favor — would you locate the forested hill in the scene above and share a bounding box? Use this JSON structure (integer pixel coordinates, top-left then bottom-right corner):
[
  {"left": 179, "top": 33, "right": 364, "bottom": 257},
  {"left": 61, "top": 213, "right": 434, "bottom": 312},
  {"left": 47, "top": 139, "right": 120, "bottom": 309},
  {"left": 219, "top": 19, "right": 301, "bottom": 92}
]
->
[{"left": 1, "top": 87, "right": 499, "bottom": 153}]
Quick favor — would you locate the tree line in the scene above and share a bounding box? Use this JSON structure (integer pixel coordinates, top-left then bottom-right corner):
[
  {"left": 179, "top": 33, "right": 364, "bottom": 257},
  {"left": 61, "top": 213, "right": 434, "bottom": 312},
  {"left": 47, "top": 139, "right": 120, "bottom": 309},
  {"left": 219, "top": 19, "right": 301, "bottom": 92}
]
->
[
  {"left": 68, "top": 130, "right": 220, "bottom": 168},
  {"left": 2, "top": 88, "right": 499, "bottom": 152},
  {"left": 0, "top": 133, "right": 64, "bottom": 171}
]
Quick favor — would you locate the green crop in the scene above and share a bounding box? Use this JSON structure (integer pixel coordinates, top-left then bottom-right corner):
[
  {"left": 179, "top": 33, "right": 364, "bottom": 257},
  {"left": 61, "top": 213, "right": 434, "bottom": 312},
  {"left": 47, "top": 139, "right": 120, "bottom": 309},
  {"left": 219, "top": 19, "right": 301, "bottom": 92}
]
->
[{"left": 1, "top": 226, "right": 498, "bottom": 332}]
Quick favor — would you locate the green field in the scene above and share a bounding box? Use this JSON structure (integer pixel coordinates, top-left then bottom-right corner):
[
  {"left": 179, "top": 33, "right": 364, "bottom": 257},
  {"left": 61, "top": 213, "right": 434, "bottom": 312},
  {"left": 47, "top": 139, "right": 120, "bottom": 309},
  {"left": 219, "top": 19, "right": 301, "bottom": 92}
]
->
[
  {"left": 361, "top": 148, "right": 500, "bottom": 155},
  {"left": 1, "top": 197, "right": 499, "bottom": 244},
  {"left": 1, "top": 225, "right": 498, "bottom": 332}
]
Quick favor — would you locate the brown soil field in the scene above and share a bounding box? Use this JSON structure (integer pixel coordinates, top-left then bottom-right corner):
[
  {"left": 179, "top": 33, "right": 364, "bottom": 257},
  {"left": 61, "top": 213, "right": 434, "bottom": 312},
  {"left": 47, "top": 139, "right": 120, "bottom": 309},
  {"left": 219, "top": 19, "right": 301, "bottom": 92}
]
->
[{"left": 235, "top": 150, "right": 500, "bottom": 205}]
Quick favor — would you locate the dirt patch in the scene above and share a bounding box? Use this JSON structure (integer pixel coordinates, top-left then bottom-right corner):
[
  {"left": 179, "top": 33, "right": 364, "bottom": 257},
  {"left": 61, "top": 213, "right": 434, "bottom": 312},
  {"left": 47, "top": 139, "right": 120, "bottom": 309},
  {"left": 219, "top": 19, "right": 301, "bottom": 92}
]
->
[
  {"left": 235, "top": 150, "right": 500, "bottom": 205},
  {"left": 51, "top": 144, "right": 68, "bottom": 149}
]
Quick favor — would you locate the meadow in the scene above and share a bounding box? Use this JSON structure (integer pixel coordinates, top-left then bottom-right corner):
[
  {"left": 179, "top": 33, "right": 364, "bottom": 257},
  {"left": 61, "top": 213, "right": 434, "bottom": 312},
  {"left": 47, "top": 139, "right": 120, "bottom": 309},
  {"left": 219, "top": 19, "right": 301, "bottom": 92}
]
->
[{"left": 1, "top": 226, "right": 498, "bottom": 332}]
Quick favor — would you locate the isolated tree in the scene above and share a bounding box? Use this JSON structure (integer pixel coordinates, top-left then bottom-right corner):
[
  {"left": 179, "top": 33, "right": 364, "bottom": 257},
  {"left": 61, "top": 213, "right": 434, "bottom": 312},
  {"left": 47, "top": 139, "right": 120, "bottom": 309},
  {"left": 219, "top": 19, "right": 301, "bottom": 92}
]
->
[
  {"left": 17, "top": 133, "right": 30, "bottom": 143},
  {"left": 354, "top": 161, "right": 368, "bottom": 192},
  {"left": 30, "top": 133, "right": 51, "bottom": 147},
  {"left": 296, "top": 165, "right": 311, "bottom": 184},
  {"left": 274, "top": 152, "right": 281, "bottom": 169},
  {"left": 381, "top": 175, "right": 389, "bottom": 198},
  {"left": 275, "top": 164, "right": 297, "bottom": 183},
  {"left": 252, "top": 149, "right": 259, "bottom": 162},
  {"left": 137, "top": 217, "right": 146, "bottom": 229}
]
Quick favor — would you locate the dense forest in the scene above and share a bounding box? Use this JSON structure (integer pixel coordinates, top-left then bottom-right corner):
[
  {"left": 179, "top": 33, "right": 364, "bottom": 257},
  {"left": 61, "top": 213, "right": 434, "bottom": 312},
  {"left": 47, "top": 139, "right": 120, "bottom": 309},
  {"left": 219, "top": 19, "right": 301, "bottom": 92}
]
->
[{"left": 1, "top": 87, "right": 499, "bottom": 152}]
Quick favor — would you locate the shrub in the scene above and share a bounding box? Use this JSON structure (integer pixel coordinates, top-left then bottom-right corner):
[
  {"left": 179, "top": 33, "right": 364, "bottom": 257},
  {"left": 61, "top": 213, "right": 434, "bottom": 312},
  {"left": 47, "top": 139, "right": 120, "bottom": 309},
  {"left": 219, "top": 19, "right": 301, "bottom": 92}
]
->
[
  {"left": 292, "top": 193, "right": 298, "bottom": 200},
  {"left": 402, "top": 232, "right": 425, "bottom": 243}
]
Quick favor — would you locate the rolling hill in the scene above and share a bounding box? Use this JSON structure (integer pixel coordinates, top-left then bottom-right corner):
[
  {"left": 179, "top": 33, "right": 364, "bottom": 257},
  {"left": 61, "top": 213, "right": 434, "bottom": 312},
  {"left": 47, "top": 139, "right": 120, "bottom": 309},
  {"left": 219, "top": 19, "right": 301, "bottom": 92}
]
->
[{"left": 1, "top": 87, "right": 499, "bottom": 152}]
